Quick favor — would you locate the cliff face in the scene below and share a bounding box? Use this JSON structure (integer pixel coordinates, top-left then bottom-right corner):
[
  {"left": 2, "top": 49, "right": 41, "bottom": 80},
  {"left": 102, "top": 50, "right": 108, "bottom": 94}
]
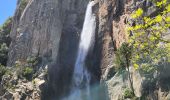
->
[
  {"left": 94, "top": 0, "right": 129, "bottom": 79},
  {"left": 8, "top": 0, "right": 170, "bottom": 100},
  {"left": 8, "top": 0, "right": 89, "bottom": 66},
  {"left": 8, "top": 0, "right": 90, "bottom": 99},
  {"left": 8, "top": 0, "right": 130, "bottom": 99}
]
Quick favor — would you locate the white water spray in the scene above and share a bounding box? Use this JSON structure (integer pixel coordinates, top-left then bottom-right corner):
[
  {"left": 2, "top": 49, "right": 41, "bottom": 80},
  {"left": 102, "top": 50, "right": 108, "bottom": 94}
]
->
[
  {"left": 73, "top": 0, "right": 96, "bottom": 88},
  {"left": 64, "top": 1, "right": 96, "bottom": 100}
]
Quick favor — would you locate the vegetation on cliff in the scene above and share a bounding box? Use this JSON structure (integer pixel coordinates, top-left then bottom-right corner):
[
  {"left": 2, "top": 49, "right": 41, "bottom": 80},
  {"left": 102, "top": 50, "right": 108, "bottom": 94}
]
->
[
  {"left": 115, "top": 0, "right": 170, "bottom": 98},
  {"left": 0, "top": 17, "right": 12, "bottom": 66},
  {"left": 128, "top": 0, "right": 170, "bottom": 71},
  {"left": 115, "top": 43, "right": 134, "bottom": 94},
  {"left": 16, "top": 0, "right": 29, "bottom": 20}
]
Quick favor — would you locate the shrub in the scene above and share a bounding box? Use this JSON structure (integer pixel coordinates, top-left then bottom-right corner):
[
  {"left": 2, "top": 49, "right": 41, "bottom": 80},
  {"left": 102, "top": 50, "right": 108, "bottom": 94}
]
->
[
  {"left": 26, "top": 56, "right": 39, "bottom": 66},
  {"left": 115, "top": 43, "right": 134, "bottom": 93},
  {"left": 22, "top": 67, "right": 33, "bottom": 80},
  {"left": 20, "top": 0, "right": 28, "bottom": 10},
  {"left": 0, "top": 17, "right": 12, "bottom": 46},
  {"left": 123, "top": 88, "right": 134, "bottom": 99},
  {"left": 14, "top": 60, "right": 33, "bottom": 80},
  {"left": 0, "top": 64, "right": 7, "bottom": 81},
  {"left": 115, "top": 43, "right": 133, "bottom": 70},
  {"left": 1, "top": 17, "right": 12, "bottom": 35},
  {"left": 0, "top": 17, "right": 12, "bottom": 66},
  {"left": 0, "top": 43, "right": 9, "bottom": 65},
  {"left": 18, "top": 0, "right": 28, "bottom": 17}
]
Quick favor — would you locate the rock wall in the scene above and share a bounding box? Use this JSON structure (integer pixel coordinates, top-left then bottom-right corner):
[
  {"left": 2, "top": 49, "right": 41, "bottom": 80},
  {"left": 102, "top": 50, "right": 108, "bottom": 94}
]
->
[
  {"left": 91, "top": 0, "right": 130, "bottom": 80},
  {"left": 8, "top": 0, "right": 131, "bottom": 99},
  {"left": 8, "top": 0, "right": 89, "bottom": 66},
  {"left": 8, "top": 0, "right": 90, "bottom": 99},
  {"left": 10, "top": 0, "right": 168, "bottom": 99}
]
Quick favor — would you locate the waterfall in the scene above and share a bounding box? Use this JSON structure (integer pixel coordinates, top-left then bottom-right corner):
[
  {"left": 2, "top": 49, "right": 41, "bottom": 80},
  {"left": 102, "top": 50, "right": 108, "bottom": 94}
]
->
[
  {"left": 63, "top": 1, "right": 96, "bottom": 100},
  {"left": 73, "top": 0, "right": 96, "bottom": 89}
]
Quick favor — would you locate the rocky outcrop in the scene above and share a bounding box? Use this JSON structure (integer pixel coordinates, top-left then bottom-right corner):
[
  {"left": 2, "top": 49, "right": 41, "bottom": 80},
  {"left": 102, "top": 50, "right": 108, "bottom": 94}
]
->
[
  {"left": 90, "top": 0, "right": 131, "bottom": 80},
  {"left": 0, "top": 67, "right": 46, "bottom": 100},
  {"left": 106, "top": 67, "right": 144, "bottom": 100},
  {"left": 106, "top": 71, "right": 129, "bottom": 100},
  {"left": 106, "top": 64, "right": 170, "bottom": 100}
]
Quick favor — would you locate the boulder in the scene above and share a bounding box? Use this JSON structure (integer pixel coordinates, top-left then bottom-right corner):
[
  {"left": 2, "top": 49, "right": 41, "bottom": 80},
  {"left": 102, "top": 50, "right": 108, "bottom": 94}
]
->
[{"left": 106, "top": 70, "right": 129, "bottom": 100}]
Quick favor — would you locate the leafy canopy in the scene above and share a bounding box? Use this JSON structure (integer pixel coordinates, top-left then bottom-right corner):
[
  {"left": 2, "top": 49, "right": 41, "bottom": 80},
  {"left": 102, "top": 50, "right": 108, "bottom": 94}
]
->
[{"left": 127, "top": 0, "right": 170, "bottom": 71}]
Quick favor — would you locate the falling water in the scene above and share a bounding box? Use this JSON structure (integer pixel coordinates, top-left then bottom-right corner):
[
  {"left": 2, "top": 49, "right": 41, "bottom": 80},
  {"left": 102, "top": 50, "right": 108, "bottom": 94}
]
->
[
  {"left": 73, "top": 0, "right": 96, "bottom": 89},
  {"left": 63, "top": 1, "right": 96, "bottom": 100}
]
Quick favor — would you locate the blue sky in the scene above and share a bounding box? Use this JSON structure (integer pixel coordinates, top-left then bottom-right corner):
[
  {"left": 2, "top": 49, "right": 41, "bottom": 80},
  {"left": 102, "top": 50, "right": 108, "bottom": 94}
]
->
[{"left": 0, "top": 0, "right": 17, "bottom": 25}]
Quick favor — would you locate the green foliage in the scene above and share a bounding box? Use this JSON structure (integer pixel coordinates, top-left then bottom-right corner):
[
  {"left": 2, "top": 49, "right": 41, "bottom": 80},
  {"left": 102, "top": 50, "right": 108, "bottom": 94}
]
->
[
  {"left": 115, "top": 43, "right": 135, "bottom": 94},
  {"left": 0, "top": 18, "right": 12, "bottom": 66},
  {"left": 0, "top": 17, "right": 12, "bottom": 36},
  {"left": 0, "top": 64, "right": 7, "bottom": 81},
  {"left": 127, "top": 0, "right": 170, "bottom": 71},
  {"left": 0, "top": 17, "right": 12, "bottom": 46},
  {"left": 14, "top": 61, "right": 34, "bottom": 80},
  {"left": 115, "top": 1, "right": 170, "bottom": 96},
  {"left": 0, "top": 43, "right": 9, "bottom": 65},
  {"left": 115, "top": 51, "right": 125, "bottom": 70},
  {"left": 26, "top": 56, "right": 39, "bottom": 67},
  {"left": 14, "top": 56, "right": 40, "bottom": 80},
  {"left": 123, "top": 88, "right": 134, "bottom": 99},
  {"left": 22, "top": 67, "right": 33, "bottom": 80},
  {"left": 115, "top": 42, "right": 133, "bottom": 69},
  {"left": 19, "top": 0, "right": 28, "bottom": 15},
  {"left": 132, "top": 8, "right": 143, "bottom": 18},
  {"left": 0, "top": 56, "right": 40, "bottom": 82},
  {"left": 20, "top": 0, "right": 27, "bottom": 9}
]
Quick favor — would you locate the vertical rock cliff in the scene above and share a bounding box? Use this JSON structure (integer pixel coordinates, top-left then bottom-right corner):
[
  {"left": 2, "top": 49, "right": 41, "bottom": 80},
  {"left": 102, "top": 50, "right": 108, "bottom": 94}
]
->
[
  {"left": 8, "top": 0, "right": 90, "bottom": 99},
  {"left": 8, "top": 0, "right": 130, "bottom": 99},
  {"left": 6, "top": 0, "right": 170, "bottom": 100},
  {"left": 94, "top": 0, "right": 129, "bottom": 80},
  {"left": 8, "top": 0, "right": 90, "bottom": 66}
]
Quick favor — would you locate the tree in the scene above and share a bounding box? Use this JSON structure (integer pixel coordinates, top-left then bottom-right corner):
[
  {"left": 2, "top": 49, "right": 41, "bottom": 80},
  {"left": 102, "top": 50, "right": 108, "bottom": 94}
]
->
[
  {"left": 116, "top": 43, "right": 134, "bottom": 94},
  {"left": 0, "top": 43, "right": 9, "bottom": 65},
  {"left": 0, "top": 17, "right": 12, "bottom": 65},
  {"left": 127, "top": 0, "right": 170, "bottom": 71},
  {"left": 0, "top": 17, "right": 12, "bottom": 46},
  {"left": 116, "top": 0, "right": 170, "bottom": 94}
]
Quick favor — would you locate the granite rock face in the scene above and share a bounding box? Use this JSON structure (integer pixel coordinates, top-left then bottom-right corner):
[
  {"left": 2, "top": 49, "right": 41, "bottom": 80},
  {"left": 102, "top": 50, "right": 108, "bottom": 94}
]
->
[
  {"left": 8, "top": 0, "right": 131, "bottom": 99},
  {"left": 8, "top": 0, "right": 90, "bottom": 99},
  {"left": 92, "top": 0, "right": 131, "bottom": 80},
  {"left": 8, "top": 0, "right": 89, "bottom": 66},
  {"left": 7, "top": 0, "right": 170, "bottom": 99}
]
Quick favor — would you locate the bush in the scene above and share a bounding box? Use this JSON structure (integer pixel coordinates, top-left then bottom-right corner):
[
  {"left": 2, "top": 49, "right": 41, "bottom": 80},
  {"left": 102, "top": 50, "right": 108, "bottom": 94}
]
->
[
  {"left": 0, "top": 17, "right": 12, "bottom": 66},
  {"left": 0, "top": 43, "right": 9, "bottom": 65},
  {"left": 123, "top": 88, "right": 134, "bottom": 99},
  {"left": 0, "top": 17, "right": 12, "bottom": 46},
  {"left": 14, "top": 61, "right": 33, "bottom": 80},
  {"left": 18, "top": 0, "right": 28, "bottom": 17},
  {"left": 26, "top": 56, "right": 39, "bottom": 66},
  {"left": 0, "top": 64, "right": 7, "bottom": 81},
  {"left": 22, "top": 67, "right": 33, "bottom": 80},
  {"left": 0, "top": 17, "right": 12, "bottom": 35},
  {"left": 20, "top": 0, "right": 28, "bottom": 10},
  {"left": 115, "top": 42, "right": 132, "bottom": 70}
]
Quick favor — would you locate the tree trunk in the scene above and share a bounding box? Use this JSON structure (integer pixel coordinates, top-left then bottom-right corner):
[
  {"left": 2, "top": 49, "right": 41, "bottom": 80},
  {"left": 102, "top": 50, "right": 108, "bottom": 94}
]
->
[
  {"left": 126, "top": 56, "right": 134, "bottom": 94},
  {"left": 127, "top": 66, "right": 134, "bottom": 94}
]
